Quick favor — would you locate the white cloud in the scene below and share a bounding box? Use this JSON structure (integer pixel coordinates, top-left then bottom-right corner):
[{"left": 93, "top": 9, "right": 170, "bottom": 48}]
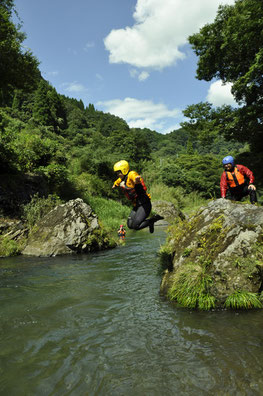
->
[
  {"left": 84, "top": 42, "right": 95, "bottom": 52},
  {"left": 162, "top": 123, "right": 182, "bottom": 134},
  {"left": 104, "top": 0, "right": 235, "bottom": 69},
  {"left": 129, "top": 68, "right": 150, "bottom": 81},
  {"left": 61, "top": 82, "right": 88, "bottom": 94},
  {"left": 138, "top": 71, "right": 149, "bottom": 81},
  {"left": 97, "top": 97, "right": 182, "bottom": 133},
  {"left": 206, "top": 80, "right": 237, "bottom": 106},
  {"left": 129, "top": 69, "right": 138, "bottom": 78}
]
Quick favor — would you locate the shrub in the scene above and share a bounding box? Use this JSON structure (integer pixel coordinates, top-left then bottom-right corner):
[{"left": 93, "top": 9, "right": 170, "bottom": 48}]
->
[
  {"left": 37, "top": 163, "right": 68, "bottom": 186},
  {"left": 0, "top": 237, "right": 20, "bottom": 257},
  {"left": 72, "top": 172, "right": 107, "bottom": 198},
  {"left": 22, "top": 193, "right": 63, "bottom": 229}
]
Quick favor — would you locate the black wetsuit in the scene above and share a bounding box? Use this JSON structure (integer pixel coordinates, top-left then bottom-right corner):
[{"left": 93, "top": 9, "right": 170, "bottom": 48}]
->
[
  {"left": 127, "top": 184, "right": 152, "bottom": 230},
  {"left": 229, "top": 184, "right": 257, "bottom": 204}
]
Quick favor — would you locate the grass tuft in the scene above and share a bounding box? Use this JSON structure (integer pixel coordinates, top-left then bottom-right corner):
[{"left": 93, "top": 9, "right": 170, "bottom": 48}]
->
[
  {"left": 224, "top": 291, "right": 262, "bottom": 309},
  {"left": 167, "top": 263, "right": 215, "bottom": 310}
]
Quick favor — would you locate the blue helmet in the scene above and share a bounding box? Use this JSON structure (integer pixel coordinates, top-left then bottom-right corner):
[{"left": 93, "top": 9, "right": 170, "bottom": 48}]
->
[{"left": 222, "top": 155, "right": 234, "bottom": 166}]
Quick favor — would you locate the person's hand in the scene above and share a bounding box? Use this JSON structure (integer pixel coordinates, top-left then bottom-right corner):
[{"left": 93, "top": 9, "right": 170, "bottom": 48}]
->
[
  {"left": 112, "top": 184, "right": 116, "bottom": 189},
  {"left": 248, "top": 184, "right": 256, "bottom": 190},
  {"left": 120, "top": 181, "right": 125, "bottom": 188}
]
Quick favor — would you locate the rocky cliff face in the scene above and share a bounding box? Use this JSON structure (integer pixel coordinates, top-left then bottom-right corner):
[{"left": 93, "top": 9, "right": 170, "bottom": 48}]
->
[
  {"left": 160, "top": 199, "right": 263, "bottom": 310},
  {"left": 22, "top": 198, "right": 115, "bottom": 256}
]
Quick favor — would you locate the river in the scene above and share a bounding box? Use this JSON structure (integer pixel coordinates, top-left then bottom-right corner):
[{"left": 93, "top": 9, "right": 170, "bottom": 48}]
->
[{"left": 0, "top": 226, "right": 263, "bottom": 396}]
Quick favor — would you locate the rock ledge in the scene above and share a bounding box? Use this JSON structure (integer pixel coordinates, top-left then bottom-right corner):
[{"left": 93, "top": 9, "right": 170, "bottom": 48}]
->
[{"left": 160, "top": 199, "right": 263, "bottom": 309}]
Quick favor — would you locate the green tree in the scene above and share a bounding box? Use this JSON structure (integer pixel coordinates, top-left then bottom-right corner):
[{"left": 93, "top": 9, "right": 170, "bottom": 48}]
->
[
  {"left": 107, "top": 128, "right": 151, "bottom": 164},
  {"left": 160, "top": 155, "right": 221, "bottom": 198},
  {"left": 33, "top": 80, "right": 66, "bottom": 131},
  {"left": 181, "top": 103, "right": 218, "bottom": 145},
  {"left": 97, "top": 112, "right": 129, "bottom": 137},
  {"left": 32, "top": 80, "right": 51, "bottom": 125},
  {"left": 1, "top": 0, "right": 15, "bottom": 13},
  {"left": 0, "top": 108, "right": 19, "bottom": 170},
  {"left": 64, "top": 105, "right": 89, "bottom": 135},
  {"left": 188, "top": 0, "right": 263, "bottom": 151},
  {"left": 0, "top": 3, "right": 40, "bottom": 105}
]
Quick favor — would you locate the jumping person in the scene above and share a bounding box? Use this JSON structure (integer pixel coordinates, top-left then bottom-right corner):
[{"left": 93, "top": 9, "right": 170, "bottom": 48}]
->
[
  {"left": 220, "top": 155, "right": 257, "bottom": 204},
  {"left": 112, "top": 160, "right": 163, "bottom": 233}
]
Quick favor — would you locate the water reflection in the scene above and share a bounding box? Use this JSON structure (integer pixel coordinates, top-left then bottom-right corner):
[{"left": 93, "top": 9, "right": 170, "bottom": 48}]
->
[{"left": 0, "top": 227, "right": 263, "bottom": 395}]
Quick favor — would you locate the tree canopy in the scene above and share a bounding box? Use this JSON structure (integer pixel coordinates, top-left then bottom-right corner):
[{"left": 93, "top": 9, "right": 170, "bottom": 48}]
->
[
  {"left": 0, "top": 0, "right": 261, "bottom": 210},
  {"left": 188, "top": 0, "right": 263, "bottom": 151},
  {"left": 0, "top": 2, "right": 40, "bottom": 105}
]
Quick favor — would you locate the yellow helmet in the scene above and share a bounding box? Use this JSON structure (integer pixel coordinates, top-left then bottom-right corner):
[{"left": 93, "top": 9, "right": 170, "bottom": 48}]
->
[{"left": 113, "top": 160, "right": 130, "bottom": 175}]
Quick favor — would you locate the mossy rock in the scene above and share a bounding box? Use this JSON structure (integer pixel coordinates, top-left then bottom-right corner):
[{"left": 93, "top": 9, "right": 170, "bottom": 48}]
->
[
  {"left": 22, "top": 198, "right": 115, "bottom": 256},
  {"left": 160, "top": 199, "right": 263, "bottom": 310}
]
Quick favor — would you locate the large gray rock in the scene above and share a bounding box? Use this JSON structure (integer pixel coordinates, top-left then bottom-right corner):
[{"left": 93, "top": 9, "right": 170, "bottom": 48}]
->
[
  {"left": 160, "top": 199, "right": 263, "bottom": 309},
  {"left": 22, "top": 198, "right": 112, "bottom": 256},
  {"left": 151, "top": 200, "right": 185, "bottom": 223}
]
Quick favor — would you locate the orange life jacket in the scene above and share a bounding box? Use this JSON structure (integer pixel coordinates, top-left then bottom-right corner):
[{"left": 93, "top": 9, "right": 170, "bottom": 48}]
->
[
  {"left": 118, "top": 229, "right": 126, "bottom": 240},
  {"left": 225, "top": 166, "right": 245, "bottom": 188},
  {"left": 121, "top": 172, "right": 150, "bottom": 203}
]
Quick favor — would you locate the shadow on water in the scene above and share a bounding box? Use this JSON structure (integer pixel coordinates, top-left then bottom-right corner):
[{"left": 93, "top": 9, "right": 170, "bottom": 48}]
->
[{"left": 1, "top": 225, "right": 263, "bottom": 395}]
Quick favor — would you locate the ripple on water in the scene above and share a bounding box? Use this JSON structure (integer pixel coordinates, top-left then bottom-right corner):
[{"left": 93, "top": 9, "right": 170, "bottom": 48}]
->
[{"left": 1, "top": 228, "right": 263, "bottom": 395}]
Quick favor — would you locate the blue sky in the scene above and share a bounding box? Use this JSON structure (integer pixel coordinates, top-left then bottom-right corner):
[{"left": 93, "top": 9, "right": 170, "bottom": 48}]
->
[{"left": 14, "top": 0, "right": 236, "bottom": 134}]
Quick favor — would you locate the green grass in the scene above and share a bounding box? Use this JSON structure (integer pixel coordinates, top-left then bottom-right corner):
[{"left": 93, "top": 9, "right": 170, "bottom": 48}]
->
[
  {"left": 149, "top": 183, "right": 183, "bottom": 207},
  {"left": 224, "top": 291, "right": 262, "bottom": 309},
  {"left": 149, "top": 182, "right": 207, "bottom": 214},
  {"left": 182, "top": 191, "right": 208, "bottom": 215},
  {"left": 0, "top": 237, "right": 20, "bottom": 257},
  {"left": 22, "top": 193, "right": 63, "bottom": 229},
  {"left": 86, "top": 195, "right": 130, "bottom": 237},
  {"left": 167, "top": 263, "right": 216, "bottom": 310}
]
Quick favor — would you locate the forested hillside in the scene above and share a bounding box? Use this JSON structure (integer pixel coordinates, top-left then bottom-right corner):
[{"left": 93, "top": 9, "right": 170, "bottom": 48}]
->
[{"left": 1, "top": 0, "right": 262, "bottom": 224}]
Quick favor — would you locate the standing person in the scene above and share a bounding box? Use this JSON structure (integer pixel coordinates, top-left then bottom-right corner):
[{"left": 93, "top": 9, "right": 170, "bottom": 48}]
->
[
  {"left": 112, "top": 160, "right": 163, "bottom": 233},
  {"left": 220, "top": 155, "right": 257, "bottom": 204},
  {"left": 118, "top": 225, "right": 126, "bottom": 240}
]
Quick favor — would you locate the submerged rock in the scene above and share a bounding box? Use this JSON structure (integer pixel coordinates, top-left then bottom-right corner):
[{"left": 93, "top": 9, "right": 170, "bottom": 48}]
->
[
  {"left": 160, "top": 199, "right": 263, "bottom": 310},
  {"left": 22, "top": 198, "right": 114, "bottom": 256}
]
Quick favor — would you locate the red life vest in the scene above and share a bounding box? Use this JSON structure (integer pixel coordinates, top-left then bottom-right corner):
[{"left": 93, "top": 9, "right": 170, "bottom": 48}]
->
[
  {"left": 121, "top": 175, "right": 137, "bottom": 201},
  {"left": 225, "top": 166, "right": 245, "bottom": 188},
  {"left": 120, "top": 172, "right": 149, "bottom": 203},
  {"left": 118, "top": 229, "right": 126, "bottom": 240}
]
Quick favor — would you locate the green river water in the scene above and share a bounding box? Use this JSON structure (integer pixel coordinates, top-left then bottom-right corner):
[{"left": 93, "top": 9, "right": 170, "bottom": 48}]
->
[{"left": 1, "top": 226, "right": 263, "bottom": 396}]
